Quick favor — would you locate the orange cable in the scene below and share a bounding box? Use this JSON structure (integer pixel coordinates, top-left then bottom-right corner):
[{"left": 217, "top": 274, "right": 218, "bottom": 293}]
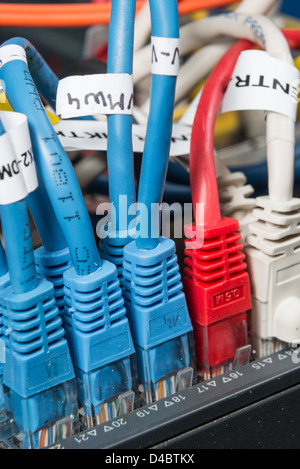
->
[
  {"left": 0, "top": 0, "right": 240, "bottom": 27},
  {"left": 179, "top": 0, "right": 239, "bottom": 15}
]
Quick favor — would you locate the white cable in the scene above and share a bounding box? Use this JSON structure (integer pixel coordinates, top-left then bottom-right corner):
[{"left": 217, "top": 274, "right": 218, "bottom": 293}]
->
[
  {"left": 174, "top": 39, "right": 233, "bottom": 105},
  {"left": 183, "top": 13, "right": 292, "bottom": 63},
  {"left": 175, "top": 4, "right": 286, "bottom": 104},
  {"left": 74, "top": 152, "right": 107, "bottom": 189},
  {"left": 134, "top": 0, "right": 151, "bottom": 52},
  {"left": 197, "top": 13, "right": 294, "bottom": 202},
  {"left": 159, "top": 10, "right": 295, "bottom": 203},
  {"left": 133, "top": 0, "right": 279, "bottom": 86}
]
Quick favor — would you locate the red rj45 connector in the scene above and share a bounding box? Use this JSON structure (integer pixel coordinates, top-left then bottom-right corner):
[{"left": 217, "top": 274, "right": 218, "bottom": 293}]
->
[
  {"left": 184, "top": 218, "right": 252, "bottom": 380},
  {"left": 183, "top": 40, "right": 254, "bottom": 381}
]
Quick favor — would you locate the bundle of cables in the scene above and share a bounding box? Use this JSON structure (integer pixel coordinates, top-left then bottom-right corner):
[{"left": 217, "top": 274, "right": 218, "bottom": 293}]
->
[
  {"left": 182, "top": 16, "right": 300, "bottom": 376},
  {"left": 0, "top": 0, "right": 300, "bottom": 451},
  {"left": 0, "top": 116, "right": 77, "bottom": 449},
  {"left": 0, "top": 30, "right": 136, "bottom": 446}
]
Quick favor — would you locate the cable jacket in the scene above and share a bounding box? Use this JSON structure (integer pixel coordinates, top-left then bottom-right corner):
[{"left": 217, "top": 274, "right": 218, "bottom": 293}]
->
[
  {"left": 0, "top": 1, "right": 240, "bottom": 27},
  {"left": 0, "top": 200, "right": 37, "bottom": 294},
  {"left": 136, "top": 0, "right": 179, "bottom": 250},
  {"left": 26, "top": 170, "right": 67, "bottom": 253},
  {"left": 106, "top": 0, "right": 136, "bottom": 233},
  {"left": 190, "top": 40, "right": 253, "bottom": 226},
  {"left": 0, "top": 116, "right": 37, "bottom": 293}
]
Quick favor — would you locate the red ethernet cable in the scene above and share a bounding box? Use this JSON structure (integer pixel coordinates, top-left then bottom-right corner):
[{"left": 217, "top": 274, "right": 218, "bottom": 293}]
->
[
  {"left": 183, "top": 40, "right": 254, "bottom": 380},
  {"left": 282, "top": 29, "right": 300, "bottom": 49}
]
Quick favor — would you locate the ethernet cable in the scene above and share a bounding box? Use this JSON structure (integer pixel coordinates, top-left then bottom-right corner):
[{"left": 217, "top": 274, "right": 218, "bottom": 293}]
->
[
  {"left": 0, "top": 41, "right": 80, "bottom": 318},
  {"left": 99, "top": 0, "right": 137, "bottom": 283},
  {"left": 172, "top": 14, "right": 297, "bottom": 203},
  {"left": 133, "top": 0, "right": 278, "bottom": 84},
  {"left": 0, "top": 118, "right": 77, "bottom": 449},
  {"left": 173, "top": 29, "right": 300, "bottom": 244},
  {"left": 27, "top": 174, "right": 72, "bottom": 320},
  {"left": 0, "top": 43, "right": 137, "bottom": 427},
  {"left": 122, "top": 0, "right": 195, "bottom": 405},
  {"left": 135, "top": 0, "right": 279, "bottom": 111},
  {"left": 1, "top": 37, "right": 94, "bottom": 120},
  {"left": 183, "top": 15, "right": 300, "bottom": 359},
  {"left": 0, "top": 1, "right": 240, "bottom": 27},
  {"left": 183, "top": 39, "right": 253, "bottom": 380},
  {"left": 184, "top": 13, "right": 300, "bottom": 358},
  {"left": 0, "top": 39, "right": 88, "bottom": 318},
  {"left": 175, "top": 76, "right": 256, "bottom": 247},
  {"left": 173, "top": 0, "right": 280, "bottom": 105},
  {"left": 0, "top": 44, "right": 101, "bottom": 275},
  {"left": 0, "top": 39, "right": 106, "bottom": 312}
]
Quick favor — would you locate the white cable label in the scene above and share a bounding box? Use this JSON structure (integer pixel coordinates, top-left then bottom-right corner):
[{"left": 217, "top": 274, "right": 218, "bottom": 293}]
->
[
  {"left": 221, "top": 50, "right": 300, "bottom": 121},
  {"left": 0, "top": 111, "right": 38, "bottom": 205},
  {"left": 151, "top": 36, "right": 180, "bottom": 76},
  {"left": 0, "top": 44, "right": 27, "bottom": 69},
  {"left": 56, "top": 73, "right": 134, "bottom": 119},
  {"left": 54, "top": 119, "right": 191, "bottom": 157}
]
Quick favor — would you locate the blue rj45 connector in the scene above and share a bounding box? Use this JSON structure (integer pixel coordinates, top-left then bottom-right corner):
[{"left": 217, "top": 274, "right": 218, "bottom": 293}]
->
[
  {"left": 0, "top": 279, "right": 77, "bottom": 449},
  {"left": 0, "top": 38, "right": 138, "bottom": 429},
  {"left": 117, "top": 0, "right": 195, "bottom": 404},
  {"left": 63, "top": 260, "right": 137, "bottom": 428},
  {"left": 123, "top": 237, "right": 194, "bottom": 404},
  {"left": 35, "top": 246, "right": 72, "bottom": 322}
]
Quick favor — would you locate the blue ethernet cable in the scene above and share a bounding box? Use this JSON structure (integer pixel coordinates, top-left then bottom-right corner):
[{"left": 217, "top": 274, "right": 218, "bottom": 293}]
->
[
  {"left": 27, "top": 169, "right": 67, "bottom": 254},
  {"left": 0, "top": 51, "right": 100, "bottom": 276},
  {"left": 99, "top": 0, "right": 137, "bottom": 282},
  {"left": 122, "top": 0, "right": 195, "bottom": 404},
  {"left": 0, "top": 42, "right": 137, "bottom": 426},
  {"left": 3, "top": 37, "right": 59, "bottom": 112},
  {"left": 0, "top": 118, "right": 37, "bottom": 294},
  {"left": 0, "top": 99, "right": 72, "bottom": 318},
  {"left": 2, "top": 37, "right": 92, "bottom": 121},
  {"left": 1, "top": 38, "right": 89, "bottom": 317},
  {"left": 136, "top": 0, "right": 180, "bottom": 251},
  {"left": 26, "top": 170, "right": 72, "bottom": 320},
  {"left": 0, "top": 141, "right": 76, "bottom": 447}
]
